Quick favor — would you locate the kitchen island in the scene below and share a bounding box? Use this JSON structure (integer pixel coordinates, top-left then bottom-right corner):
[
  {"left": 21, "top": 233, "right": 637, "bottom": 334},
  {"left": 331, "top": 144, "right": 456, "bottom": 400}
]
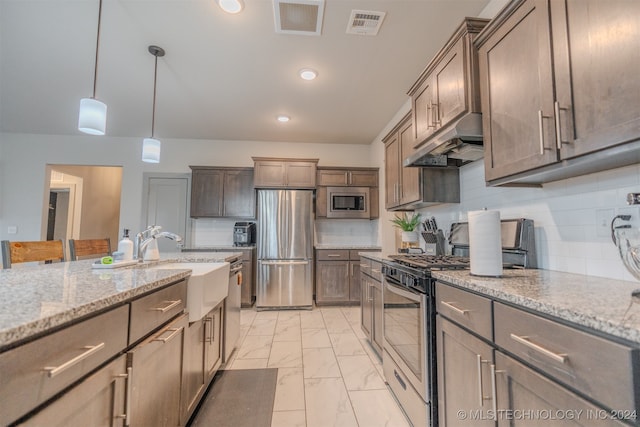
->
[{"left": 0, "top": 251, "right": 240, "bottom": 426}]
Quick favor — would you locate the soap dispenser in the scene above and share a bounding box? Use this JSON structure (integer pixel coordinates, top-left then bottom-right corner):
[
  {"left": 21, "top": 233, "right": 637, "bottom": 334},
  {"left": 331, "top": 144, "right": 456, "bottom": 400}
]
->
[{"left": 118, "top": 229, "right": 134, "bottom": 261}]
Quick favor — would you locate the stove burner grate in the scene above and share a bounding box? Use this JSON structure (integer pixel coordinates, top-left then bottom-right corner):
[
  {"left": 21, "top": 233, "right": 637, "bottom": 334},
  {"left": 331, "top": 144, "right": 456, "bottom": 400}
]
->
[{"left": 388, "top": 254, "right": 470, "bottom": 270}]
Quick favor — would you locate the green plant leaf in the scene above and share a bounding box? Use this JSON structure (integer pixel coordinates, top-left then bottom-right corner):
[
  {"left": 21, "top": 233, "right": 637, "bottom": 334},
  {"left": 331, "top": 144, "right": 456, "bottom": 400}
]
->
[{"left": 390, "top": 212, "right": 421, "bottom": 231}]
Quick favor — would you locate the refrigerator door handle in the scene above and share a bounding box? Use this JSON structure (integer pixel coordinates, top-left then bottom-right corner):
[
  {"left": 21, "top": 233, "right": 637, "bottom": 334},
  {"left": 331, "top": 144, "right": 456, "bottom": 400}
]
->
[{"left": 260, "top": 260, "right": 310, "bottom": 266}]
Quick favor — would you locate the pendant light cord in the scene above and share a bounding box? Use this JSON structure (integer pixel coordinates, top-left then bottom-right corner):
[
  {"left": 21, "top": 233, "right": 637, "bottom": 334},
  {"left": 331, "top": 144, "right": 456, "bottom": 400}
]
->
[
  {"left": 151, "top": 54, "right": 158, "bottom": 138},
  {"left": 92, "top": 0, "right": 103, "bottom": 99}
]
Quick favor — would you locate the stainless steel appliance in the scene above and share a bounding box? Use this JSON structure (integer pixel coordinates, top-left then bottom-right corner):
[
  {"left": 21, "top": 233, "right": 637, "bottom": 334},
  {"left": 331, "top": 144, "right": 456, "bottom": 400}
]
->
[
  {"left": 327, "top": 186, "right": 370, "bottom": 219},
  {"left": 233, "top": 221, "right": 256, "bottom": 247},
  {"left": 382, "top": 220, "right": 536, "bottom": 427},
  {"left": 382, "top": 255, "right": 470, "bottom": 427},
  {"left": 448, "top": 218, "right": 537, "bottom": 268},
  {"left": 224, "top": 257, "right": 243, "bottom": 363},
  {"left": 256, "top": 190, "right": 314, "bottom": 310}
]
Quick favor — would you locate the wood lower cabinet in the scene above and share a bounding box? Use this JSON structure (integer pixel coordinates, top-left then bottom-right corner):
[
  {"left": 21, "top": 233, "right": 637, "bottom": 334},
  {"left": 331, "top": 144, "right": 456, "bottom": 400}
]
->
[
  {"left": 18, "top": 355, "right": 128, "bottom": 427},
  {"left": 190, "top": 167, "right": 255, "bottom": 218},
  {"left": 315, "top": 249, "right": 378, "bottom": 305},
  {"left": 477, "top": 0, "right": 640, "bottom": 185},
  {"left": 436, "top": 316, "right": 494, "bottom": 427},
  {"left": 128, "top": 313, "right": 187, "bottom": 427},
  {"left": 180, "top": 303, "right": 223, "bottom": 425},
  {"left": 252, "top": 157, "right": 318, "bottom": 189},
  {"left": 360, "top": 256, "right": 383, "bottom": 357}
]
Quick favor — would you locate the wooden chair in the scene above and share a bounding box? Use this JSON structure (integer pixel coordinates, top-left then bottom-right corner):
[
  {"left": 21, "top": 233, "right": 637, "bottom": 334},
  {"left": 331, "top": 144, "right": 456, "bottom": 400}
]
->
[
  {"left": 1, "top": 240, "right": 65, "bottom": 269},
  {"left": 68, "top": 238, "right": 112, "bottom": 261}
]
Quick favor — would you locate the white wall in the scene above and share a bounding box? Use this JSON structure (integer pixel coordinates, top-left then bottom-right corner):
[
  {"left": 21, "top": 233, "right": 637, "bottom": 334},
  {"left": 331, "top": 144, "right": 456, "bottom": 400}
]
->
[{"left": 0, "top": 132, "right": 376, "bottom": 243}]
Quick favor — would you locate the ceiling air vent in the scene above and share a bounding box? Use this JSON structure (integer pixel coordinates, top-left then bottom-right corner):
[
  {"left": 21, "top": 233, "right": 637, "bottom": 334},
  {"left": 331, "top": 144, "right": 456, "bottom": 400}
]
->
[
  {"left": 274, "top": 0, "right": 325, "bottom": 36},
  {"left": 346, "top": 10, "right": 386, "bottom": 36}
]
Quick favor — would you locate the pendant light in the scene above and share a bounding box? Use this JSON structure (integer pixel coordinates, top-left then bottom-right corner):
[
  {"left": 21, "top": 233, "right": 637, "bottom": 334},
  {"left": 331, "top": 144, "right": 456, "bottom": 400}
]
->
[
  {"left": 78, "top": 0, "right": 107, "bottom": 135},
  {"left": 142, "top": 45, "right": 165, "bottom": 164}
]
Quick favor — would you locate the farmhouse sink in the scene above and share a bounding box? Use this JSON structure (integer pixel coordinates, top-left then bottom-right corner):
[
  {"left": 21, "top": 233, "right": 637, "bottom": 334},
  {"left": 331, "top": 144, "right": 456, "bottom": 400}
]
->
[{"left": 148, "top": 262, "right": 230, "bottom": 322}]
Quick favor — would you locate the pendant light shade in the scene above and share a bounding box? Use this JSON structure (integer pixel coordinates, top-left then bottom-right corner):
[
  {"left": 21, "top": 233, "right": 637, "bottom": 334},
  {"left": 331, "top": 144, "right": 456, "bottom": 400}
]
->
[
  {"left": 78, "top": 98, "right": 107, "bottom": 135},
  {"left": 142, "top": 45, "right": 165, "bottom": 164},
  {"left": 142, "top": 138, "right": 161, "bottom": 163},
  {"left": 78, "top": 0, "right": 107, "bottom": 135}
]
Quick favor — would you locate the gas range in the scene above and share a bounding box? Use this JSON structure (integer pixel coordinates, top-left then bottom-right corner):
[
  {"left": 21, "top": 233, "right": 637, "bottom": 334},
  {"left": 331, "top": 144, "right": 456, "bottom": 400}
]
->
[{"left": 382, "top": 254, "right": 470, "bottom": 294}]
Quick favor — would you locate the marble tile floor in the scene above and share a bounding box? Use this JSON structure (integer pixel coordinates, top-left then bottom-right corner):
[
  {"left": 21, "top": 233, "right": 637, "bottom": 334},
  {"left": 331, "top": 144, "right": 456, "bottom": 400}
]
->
[{"left": 222, "top": 306, "right": 411, "bottom": 427}]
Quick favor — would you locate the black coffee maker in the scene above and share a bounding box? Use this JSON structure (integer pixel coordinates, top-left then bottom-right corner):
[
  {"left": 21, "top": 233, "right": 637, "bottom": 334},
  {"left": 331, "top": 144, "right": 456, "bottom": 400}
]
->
[{"left": 233, "top": 222, "right": 256, "bottom": 246}]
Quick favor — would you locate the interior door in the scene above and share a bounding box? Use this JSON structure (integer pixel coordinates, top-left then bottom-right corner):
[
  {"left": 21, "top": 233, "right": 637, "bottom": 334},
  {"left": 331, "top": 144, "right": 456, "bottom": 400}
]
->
[{"left": 142, "top": 174, "right": 190, "bottom": 251}]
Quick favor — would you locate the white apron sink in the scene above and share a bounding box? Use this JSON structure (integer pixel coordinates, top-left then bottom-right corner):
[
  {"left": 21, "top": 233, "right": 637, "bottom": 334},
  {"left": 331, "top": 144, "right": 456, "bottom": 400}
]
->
[{"left": 149, "top": 262, "right": 230, "bottom": 322}]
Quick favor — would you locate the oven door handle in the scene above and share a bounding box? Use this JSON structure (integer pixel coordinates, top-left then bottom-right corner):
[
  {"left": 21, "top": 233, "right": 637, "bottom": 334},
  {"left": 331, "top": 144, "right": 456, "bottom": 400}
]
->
[{"left": 385, "top": 281, "right": 422, "bottom": 302}]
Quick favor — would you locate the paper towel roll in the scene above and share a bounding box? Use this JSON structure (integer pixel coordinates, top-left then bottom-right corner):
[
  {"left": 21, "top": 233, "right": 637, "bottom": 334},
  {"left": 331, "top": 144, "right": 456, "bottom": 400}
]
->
[{"left": 468, "top": 209, "right": 502, "bottom": 277}]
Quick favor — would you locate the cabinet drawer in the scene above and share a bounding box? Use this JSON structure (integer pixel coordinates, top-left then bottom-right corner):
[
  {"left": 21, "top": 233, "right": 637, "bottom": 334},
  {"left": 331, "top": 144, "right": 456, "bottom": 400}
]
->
[
  {"left": 435, "top": 282, "right": 492, "bottom": 341},
  {"left": 0, "top": 304, "right": 129, "bottom": 426},
  {"left": 494, "top": 302, "right": 639, "bottom": 413},
  {"left": 316, "top": 249, "right": 349, "bottom": 261},
  {"left": 129, "top": 280, "right": 187, "bottom": 344},
  {"left": 349, "top": 249, "right": 378, "bottom": 260},
  {"left": 369, "top": 260, "right": 383, "bottom": 282}
]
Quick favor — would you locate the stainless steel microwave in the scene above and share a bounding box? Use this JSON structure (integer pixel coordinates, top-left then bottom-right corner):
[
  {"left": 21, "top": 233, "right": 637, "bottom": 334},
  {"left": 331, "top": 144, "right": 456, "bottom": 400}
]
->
[{"left": 327, "top": 187, "right": 370, "bottom": 219}]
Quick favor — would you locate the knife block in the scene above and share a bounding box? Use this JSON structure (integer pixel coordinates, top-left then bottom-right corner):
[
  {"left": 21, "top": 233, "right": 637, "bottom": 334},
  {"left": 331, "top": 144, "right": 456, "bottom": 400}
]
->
[{"left": 421, "top": 230, "right": 445, "bottom": 256}]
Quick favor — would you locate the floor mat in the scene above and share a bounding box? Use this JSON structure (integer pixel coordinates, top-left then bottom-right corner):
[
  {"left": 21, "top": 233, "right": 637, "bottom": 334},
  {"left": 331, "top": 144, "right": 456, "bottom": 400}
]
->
[{"left": 188, "top": 368, "right": 278, "bottom": 427}]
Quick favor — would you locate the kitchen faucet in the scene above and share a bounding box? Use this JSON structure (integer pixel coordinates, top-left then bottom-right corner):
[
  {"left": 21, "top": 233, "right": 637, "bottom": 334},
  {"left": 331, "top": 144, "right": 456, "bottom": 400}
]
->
[{"left": 135, "top": 225, "right": 183, "bottom": 261}]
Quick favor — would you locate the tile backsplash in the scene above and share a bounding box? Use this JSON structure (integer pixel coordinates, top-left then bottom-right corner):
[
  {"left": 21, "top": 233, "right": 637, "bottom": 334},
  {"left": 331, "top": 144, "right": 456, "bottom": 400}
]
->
[{"left": 417, "top": 161, "right": 640, "bottom": 282}]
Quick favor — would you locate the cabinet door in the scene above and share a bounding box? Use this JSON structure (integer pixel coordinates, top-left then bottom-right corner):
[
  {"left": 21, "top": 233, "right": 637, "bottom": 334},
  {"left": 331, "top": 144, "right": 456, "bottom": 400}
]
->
[
  {"left": 222, "top": 169, "right": 255, "bottom": 218},
  {"left": 436, "top": 316, "right": 494, "bottom": 427},
  {"left": 433, "top": 37, "right": 468, "bottom": 131},
  {"left": 361, "top": 277, "right": 373, "bottom": 341},
  {"left": 205, "top": 305, "right": 223, "bottom": 380},
  {"left": 349, "top": 170, "right": 378, "bottom": 187},
  {"left": 190, "top": 169, "right": 224, "bottom": 217},
  {"left": 285, "top": 162, "right": 317, "bottom": 188},
  {"left": 240, "top": 249, "right": 254, "bottom": 307},
  {"left": 181, "top": 319, "right": 205, "bottom": 423},
  {"left": 384, "top": 136, "right": 401, "bottom": 209},
  {"left": 315, "top": 187, "right": 327, "bottom": 218},
  {"left": 495, "top": 351, "right": 627, "bottom": 427},
  {"left": 317, "top": 169, "right": 349, "bottom": 186},
  {"left": 20, "top": 355, "right": 127, "bottom": 427},
  {"left": 399, "top": 118, "right": 420, "bottom": 205},
  {"left": 349, "top": 261, "right": 361, "bottom": 303},
  {"left": 552, "top": 0, "right": 640, "bottom": 160},
  {"left": 371, "top": 282, "right": 383, "bottom": 356},
  {"left": 128, "top": 314, "right": 186, "bottom": 427},
  {"left": 479, "top": 0, "right": 558, "bottom": 182},
  {"left": 413, "top": 73, "right": 437, "bottom": 143},
  {"left": 316, "top": 260, "right": 350, "bottom": 304},
  {"left": 254, "top": 161, "right": 287, "bottom": 188}
]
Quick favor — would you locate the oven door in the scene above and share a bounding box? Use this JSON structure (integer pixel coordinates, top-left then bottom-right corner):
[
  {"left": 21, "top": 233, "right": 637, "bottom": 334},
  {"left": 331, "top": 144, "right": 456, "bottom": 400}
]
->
[{"left": 383, "top": 279, "right": 428, "bottom": 401}]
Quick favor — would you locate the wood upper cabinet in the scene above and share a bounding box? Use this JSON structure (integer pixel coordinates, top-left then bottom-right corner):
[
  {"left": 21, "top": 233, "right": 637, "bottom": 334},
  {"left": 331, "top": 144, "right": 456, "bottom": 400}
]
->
[
  {"left": 317, "top": 168, "right": 378, "bottom": 187},
  {"left": 383, "top": 113, "right": 430, "bottom": 209},
  {"left": 190, "top": 167, "right": 255, "bottom": 218},
  {"left": 409, "top": 18, "right": 488, "bottom": 148},
  {"left": 477, "top": 0, "right": 640, "bottom": 185},
  {"left": 253, "top": 157, "right": 318, "bottom": 189}
]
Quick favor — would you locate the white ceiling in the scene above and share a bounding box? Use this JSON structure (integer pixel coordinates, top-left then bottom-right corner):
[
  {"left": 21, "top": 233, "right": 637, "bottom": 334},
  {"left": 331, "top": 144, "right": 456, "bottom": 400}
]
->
[{"left": 1, "top": 0, "right": 491, "bottom": 145}]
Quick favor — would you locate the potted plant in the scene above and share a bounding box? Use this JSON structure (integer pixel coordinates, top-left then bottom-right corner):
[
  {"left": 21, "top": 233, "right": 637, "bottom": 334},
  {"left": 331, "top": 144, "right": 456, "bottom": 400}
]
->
[{"left": 391, "top": 212, "right": 421, "bottom": 246}]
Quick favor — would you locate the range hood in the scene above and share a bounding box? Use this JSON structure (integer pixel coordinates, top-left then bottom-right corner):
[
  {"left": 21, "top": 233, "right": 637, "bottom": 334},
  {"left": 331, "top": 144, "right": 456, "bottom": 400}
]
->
[{"left": 403, "top": 112, "right": 484, "bottom": 167}]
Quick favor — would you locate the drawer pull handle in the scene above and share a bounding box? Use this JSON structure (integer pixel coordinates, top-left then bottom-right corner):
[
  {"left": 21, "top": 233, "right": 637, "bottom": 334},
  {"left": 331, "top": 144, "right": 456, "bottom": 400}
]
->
[
  {"left": 371, "top": 269, "right": 381, "bottom": 274},
  {"left": 44, "top": 342, "right": 105, "bottom": 378},
  {"left": 116, "top": 366, "right": 133, "bottom": 426},
  {"left": 476, "top": 354, "right": 491, "bottom": 407},
  {"left": 151, "top": 299, "right": 181, "bottom": 313},
  {"left": 359, "top": 264, "right": 369, "bottom": 268},
  {"left": 441, "top": 301, "right": 469, "bottom": 316},
  {"left": 510, "top": 333, "right": 568, "bottom": 364},
  {"left": 153, "top": 327, "right": 182, "bottom": 343},
  {"left": 326, "top": 254, "right": 342, "bottom": 258}
]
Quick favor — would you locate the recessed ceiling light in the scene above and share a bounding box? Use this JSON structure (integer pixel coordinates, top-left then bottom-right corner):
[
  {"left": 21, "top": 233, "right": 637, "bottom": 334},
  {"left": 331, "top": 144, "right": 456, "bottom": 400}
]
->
[
  {"left": 299, "top": 68, "right": 318, "bottom": 81},
  {"left": 217, "top": 0, "right": 244, "bottom": 14},
  {"left": 277, "top": 115, "right": 291, "bottom": 123}
]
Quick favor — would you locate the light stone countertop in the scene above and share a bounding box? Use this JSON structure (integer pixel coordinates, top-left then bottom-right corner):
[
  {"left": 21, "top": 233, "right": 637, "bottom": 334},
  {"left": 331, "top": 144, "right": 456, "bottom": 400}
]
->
[
  {"left": 0, "top": 252, "right": 241, "bottom": 350},
  {"left": 433, "top": 269, "right": 640, "bottom": 346},
  {"left": 359, "top": 253, "right": 640, "bottom": 346},
  {"left": 314, "top": 244, "right": 381, "bottom": 250}
]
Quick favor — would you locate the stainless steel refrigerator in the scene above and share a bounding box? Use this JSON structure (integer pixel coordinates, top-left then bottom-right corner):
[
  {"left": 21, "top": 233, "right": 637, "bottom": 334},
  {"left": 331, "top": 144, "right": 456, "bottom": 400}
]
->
[{"left": 256, "top": 189, "right": 314, "bottom": 310}]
